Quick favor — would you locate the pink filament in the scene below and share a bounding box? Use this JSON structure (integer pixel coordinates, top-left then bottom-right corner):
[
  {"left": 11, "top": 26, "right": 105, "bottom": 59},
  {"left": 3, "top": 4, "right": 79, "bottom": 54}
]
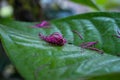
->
[
  {"left": 80, "top": 41, "right": 103, "bottom": 54},
  {"left": 33, "top": 21, "right": 50, "bottom": 28},
  {"left": 116, "top": 30, "right": 120, "bottom": 38},
  {"left": 115, "top": 35, "right": 120, "bottom": 38},
  {"left": 72, "top": 30, "right": 83, "bottom": 40},
  {"left": 113, "top": 30, "right": 120, "bottom": 38},
  {"left": 39, "top": 32, "right": 67, "bottom": 46},
  {"left": 80, "top": 41, "right": 98, "bottom": 48}
]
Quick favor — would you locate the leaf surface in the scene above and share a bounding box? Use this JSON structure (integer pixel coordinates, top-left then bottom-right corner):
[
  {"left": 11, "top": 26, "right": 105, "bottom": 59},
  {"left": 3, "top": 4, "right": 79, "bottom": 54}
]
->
[
  {"left": 0, "top": 12, "right": 120, "bottom": 80},
  {"left": 70, "top": 0, "right": 101, "bottom": 10}
]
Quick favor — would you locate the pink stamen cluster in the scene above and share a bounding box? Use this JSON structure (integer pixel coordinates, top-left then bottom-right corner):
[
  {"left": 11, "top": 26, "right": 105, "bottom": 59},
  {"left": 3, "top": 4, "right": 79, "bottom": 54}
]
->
[
  {"left": 72, "top": 30, "right": 103, "bottom": 54},
  {"left": 33, "top": 21, "right": 50, "bottom": 28},
  {"left": 80, "top": 41, "right": 103, "bottom": 54},
  {"left": 39, "top": 32, "right": 67, "bottom": 46}
]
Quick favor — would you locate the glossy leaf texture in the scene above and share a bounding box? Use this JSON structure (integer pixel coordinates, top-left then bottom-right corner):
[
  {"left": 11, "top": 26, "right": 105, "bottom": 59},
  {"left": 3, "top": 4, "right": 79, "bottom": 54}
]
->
[
  {"left": 70, "top": 0, "right": 101, "bottom": 10},
  {"left": 0, "top": 12, "right": 120, "bottom": 80}
]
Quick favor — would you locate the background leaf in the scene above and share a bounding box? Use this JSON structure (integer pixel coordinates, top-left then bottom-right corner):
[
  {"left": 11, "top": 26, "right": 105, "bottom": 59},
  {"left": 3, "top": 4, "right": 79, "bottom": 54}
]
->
[
  {"left": 0, "top": 12, "right": 120, "bottom": 80},
  {"left": 70, "top": 0, "right": 101, "bottom": 11}
]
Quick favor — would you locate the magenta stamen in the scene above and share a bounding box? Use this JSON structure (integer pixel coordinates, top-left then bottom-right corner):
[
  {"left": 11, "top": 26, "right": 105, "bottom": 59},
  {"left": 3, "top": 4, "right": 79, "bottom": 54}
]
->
[
  {"left": 33, "top": 21, "right": 50, "bottom": 28},
  {"left": 80, "top": 41, "right": 103, "bottom": 54},
  {"left": 115, "top": 35, "right": 120, "bottom": 38},
  {"left": 116, "top": 30, "right": 120, "bottom": 38},
  {"left": 39, "top": 32, "right": 67, "bottom": 46},
  {"left": 113, "top": 31, "right": 120, "bottom": 38},
  {"left": 113, "top": 30, "right": 120, "bottom": 38},
  {"left": 80, "top": 41, "right": 98, "bottom": 48},
  {"left": 86, "top": 47, "right": 103, "bottom": 54},
  {"left": 72, "top": 30, "right": 103, "bottom": 54},
  {"left": 72, "top": 30, "right": 83, "bottom": 40}
]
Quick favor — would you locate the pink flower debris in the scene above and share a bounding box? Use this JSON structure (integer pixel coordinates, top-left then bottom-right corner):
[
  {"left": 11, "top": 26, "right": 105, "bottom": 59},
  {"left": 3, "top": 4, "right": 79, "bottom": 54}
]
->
[
  {"left": 113, "top": 30, "right": 120, "bottom": 38},
  {"left": 72, "top": 30, "right": 83, "bottom": 40},
  {"left": 116, "top": 30, "right": 120, "bottom": 38},
  {"left": 39, "top": 32, "right": 67, "bottom": 46},
  {"left": 80, "top": 41, "right": 103, "bottom": 54},
  {"left": 33, "top": 21, "right": 50, "bottom": 28},
  {"left": 80, "top": 41, "right": 98, "bottom": 48}
]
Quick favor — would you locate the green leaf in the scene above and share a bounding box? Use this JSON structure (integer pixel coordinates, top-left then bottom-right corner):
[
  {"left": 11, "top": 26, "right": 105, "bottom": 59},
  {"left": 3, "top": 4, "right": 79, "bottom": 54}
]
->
[
  {"left": 95, "top": 0, "right": 120, "bottom": 10},
  {"left": 0, "top": 12, "right": 120, "bottom": 80},
  {"left": 70, "top": 0, "right": 101, "bottom": 11}
]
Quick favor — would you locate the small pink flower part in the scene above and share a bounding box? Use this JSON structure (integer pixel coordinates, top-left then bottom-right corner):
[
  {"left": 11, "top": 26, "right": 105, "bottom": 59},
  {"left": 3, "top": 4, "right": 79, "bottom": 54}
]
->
[
  {"left": 116, "top": 30, "right": 120, "bottom": 38},
  {"left": 113, "top": 30, "right": 120, "bottom": 38},
  {"left": 86, "top": 47, "right": 103, "bottom": 54},
  {"left": 80, "top": 41, "right": 103, "bottom": 54},
  {"left": 33, "top": 21, "right": 50, "bottom": 28},
  {"left": 80, "top": 41, "right": 98, "bottom": 48},
  {"left": 39, "top": 32, "right": 67, "bottom": 46},
  {"left": 72, "top": 30, "right": 83, "bottom": 40},
  {"left": 116, "top": 35, "right": 120, "bottom": 38}
]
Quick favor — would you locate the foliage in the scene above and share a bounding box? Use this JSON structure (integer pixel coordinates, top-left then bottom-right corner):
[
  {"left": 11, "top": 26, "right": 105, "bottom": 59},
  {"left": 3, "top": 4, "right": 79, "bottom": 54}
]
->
[
  {"left": 0, "top": 12, "right": 120, "bottom": 80},
  {"left": 71, "top": 0, "right": 120, "bottom": 11},
  {"left": 70, "top": 0, "right": 101, "bottom": 10}
]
